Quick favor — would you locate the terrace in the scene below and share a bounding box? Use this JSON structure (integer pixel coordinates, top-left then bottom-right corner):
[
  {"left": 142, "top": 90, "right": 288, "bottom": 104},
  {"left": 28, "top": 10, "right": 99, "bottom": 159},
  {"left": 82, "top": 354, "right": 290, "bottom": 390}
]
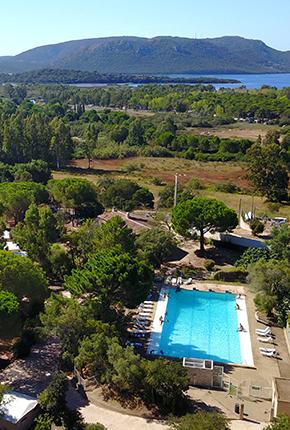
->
[{"left": 129, "top": 281, "right": 290, "bottom": 423}]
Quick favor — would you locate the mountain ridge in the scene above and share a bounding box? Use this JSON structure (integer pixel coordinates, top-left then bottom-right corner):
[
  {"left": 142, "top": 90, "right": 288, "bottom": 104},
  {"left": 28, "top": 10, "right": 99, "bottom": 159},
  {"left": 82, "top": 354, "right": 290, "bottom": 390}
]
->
[{"left": 1, "top": 36, "right": 290, "bottom": 74}]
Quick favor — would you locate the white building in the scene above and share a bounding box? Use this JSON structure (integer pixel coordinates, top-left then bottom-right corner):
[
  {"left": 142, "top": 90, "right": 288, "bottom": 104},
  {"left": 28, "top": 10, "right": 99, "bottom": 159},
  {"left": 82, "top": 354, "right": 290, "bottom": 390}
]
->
[{"left": 0, "top": 391, "right": 39, "bottom": 430}]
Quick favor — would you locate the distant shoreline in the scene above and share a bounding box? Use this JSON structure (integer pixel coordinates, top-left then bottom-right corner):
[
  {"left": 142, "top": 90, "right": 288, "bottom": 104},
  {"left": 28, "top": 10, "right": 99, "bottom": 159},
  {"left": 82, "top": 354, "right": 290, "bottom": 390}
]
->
[{"left": 0, "top": 69, "right": 241, "bottom": 85}]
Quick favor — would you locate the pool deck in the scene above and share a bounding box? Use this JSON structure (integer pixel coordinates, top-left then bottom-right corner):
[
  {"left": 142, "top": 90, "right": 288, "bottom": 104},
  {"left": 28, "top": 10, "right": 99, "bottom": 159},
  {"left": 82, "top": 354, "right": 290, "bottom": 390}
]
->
[
  {"left": 148, "top": 283, "right": 254, "bottom": 367},
  {"left": 147, "top": 288, "right": 168, "bottom": 354},
  {"left": 236, "top": 295, "right": 254, "bottom": 367}
]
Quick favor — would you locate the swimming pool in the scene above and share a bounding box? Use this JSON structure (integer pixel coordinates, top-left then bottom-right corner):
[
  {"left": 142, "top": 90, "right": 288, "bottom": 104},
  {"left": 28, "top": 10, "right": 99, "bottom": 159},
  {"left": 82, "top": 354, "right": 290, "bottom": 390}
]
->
[{"left": 149, "top": 288, "right": 243, "bottom": 364}]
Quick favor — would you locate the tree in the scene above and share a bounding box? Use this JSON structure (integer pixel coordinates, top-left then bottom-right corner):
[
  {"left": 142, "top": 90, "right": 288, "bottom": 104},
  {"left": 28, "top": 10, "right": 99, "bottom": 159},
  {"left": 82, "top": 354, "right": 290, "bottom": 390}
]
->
[
  {"left": 142, "top": 359, "right": 189, "bottom": 414},
  {"left": 0, "top": 290, "right": 21, "bottom": 338},
  {"left": 12, "top": 204, "right": 60, "bottom": 267},
  {"left": 0, "top": 182, "right": 48, "bottom": 224},
  {"left": 48, "top": 178, "right": 104, "bottom": 221},
  {"left": 171, "top": 412, "right": 230, "bottom": 430},
  {"left": 0, "top": 250, "right": 48, "bottom": 309},
  {"left": 136, "top": 227, "right": 176, "bottom": 267},
  {"left": 83, "top": 123, "right": 99, "bottom": 169},
  {"left": 247, "top": 142, "right": 288, "bottom": 202},
  {"left": 270, "top": 224, "right": 290, "bottom": 262},
  {"left": 75, "top": 329, "right": 118, "bottom": 381},
  {"left": 99, "top": 179, "right": 153, "bottom": 211},
  {"left": 48, "top": 243, "right": 73, "bottom": 281},
  {"left": 93, "top": 216, "right": 136, "bottom": 253},
  {"left": 12, "top": 160, "right": 51, "bottom": 184},
  {"left": 127, "top": 119, "right": 145, "bottom": 146},
  {"left": 106, "top": 341, "right": 144, "bottom": 393},
  {"left": 41, "top": 295, "right": 103, "bottom": 365},
  {"left": 38, "top": 372, "right": 68, "bottom": 425},
  {"left": 172, "top": 197, "right": 238, "bottom": 252},
  {"left": 50, "top": 118, "right": 73, "bottom": 168},
  {"left": 64, "top": 247, "right": 153, "bottom": 309},
  {"left": 248, "top": 260, "right": 290, "bottom": 325},
  {"left": 236, "top": 247, "right": 270, "bottom": 269}
]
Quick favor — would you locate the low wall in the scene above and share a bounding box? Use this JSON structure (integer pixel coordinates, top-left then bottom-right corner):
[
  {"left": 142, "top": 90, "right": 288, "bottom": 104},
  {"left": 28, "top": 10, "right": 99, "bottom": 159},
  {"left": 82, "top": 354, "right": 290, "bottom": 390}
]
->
[{"left": 219, "top": 233, "right": 267, "bottom": 249}]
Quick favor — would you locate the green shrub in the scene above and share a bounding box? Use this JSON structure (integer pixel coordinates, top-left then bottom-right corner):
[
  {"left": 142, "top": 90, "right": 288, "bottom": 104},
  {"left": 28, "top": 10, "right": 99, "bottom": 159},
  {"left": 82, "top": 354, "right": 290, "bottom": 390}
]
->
[
  {"left": 236, "top": 247, "right": 270, "bottom": 269},
  {"left": 250, "top": 218, "right": 265, "bottom": 236},
  {"left": 213, "top": 267, "right": 247, "bottom": 282},
  {"left": 214, "top": 182, "right": 241, "bottom": 193}
]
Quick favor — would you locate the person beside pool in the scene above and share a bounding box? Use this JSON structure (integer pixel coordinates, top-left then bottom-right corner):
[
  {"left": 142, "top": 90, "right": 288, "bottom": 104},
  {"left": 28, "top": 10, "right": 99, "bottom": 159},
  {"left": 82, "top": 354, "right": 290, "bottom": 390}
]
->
[
  {"left": 159, "top": 316, "right": 164, "bottom": 324},
  {"left": 238, "top": 323, "right": 245, "bottom": 332},
  {"left": 235, "top": 303, "right": 240, "bottom": 310}
]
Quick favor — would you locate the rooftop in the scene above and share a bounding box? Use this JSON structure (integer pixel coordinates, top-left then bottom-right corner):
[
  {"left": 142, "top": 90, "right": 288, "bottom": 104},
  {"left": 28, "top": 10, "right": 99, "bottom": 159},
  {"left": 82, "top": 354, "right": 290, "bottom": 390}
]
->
[
  {"left": 274, "top": 377, "right": 290, "bottom": 402},
  {"left": 0, "top": 391, "right": 38, "bottom": 424}
]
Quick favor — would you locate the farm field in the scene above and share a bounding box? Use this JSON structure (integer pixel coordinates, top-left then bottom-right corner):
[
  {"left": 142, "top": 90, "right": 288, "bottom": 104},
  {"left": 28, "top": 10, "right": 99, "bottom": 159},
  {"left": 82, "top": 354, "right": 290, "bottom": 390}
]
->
[{"left": 53, "top": 157, "right": 290, "bottom": 219}]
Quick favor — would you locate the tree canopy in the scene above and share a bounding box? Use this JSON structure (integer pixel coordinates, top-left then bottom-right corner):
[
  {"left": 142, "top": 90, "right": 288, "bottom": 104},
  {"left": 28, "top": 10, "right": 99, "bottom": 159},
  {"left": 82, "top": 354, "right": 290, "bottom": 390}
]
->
[
  {"left": 172, "top": 197, "right": 238, "bottom": 251},
  {"left": 48, "top": 178, "right": 104, "bottom": 220},
  {"left": 64, "top": 247, "right": 153, "bottom": 309}
]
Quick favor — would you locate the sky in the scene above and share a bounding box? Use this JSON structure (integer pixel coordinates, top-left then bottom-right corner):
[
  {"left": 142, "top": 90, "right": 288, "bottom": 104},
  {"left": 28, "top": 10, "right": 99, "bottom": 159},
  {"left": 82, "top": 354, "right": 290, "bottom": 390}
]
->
[{"left": 1, "top": 0, "right": 290, "bottom": 56}]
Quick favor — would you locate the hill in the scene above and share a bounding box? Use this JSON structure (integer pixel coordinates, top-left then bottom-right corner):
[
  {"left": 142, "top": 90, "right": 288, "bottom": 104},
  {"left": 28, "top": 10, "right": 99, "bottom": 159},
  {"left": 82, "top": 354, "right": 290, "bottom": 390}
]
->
[{"left": 1, "top": 36, "right": 290, "bottom": 74}]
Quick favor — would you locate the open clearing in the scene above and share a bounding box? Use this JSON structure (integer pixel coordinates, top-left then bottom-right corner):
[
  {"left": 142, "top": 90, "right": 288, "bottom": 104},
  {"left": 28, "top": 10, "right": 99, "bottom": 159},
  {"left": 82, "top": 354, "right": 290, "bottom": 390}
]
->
[
  {"left": 183, "top": 123, "right": 277, "bottom": 141},
  {"left": 53, "top": 156, "right": 290, "bottom": 219}
]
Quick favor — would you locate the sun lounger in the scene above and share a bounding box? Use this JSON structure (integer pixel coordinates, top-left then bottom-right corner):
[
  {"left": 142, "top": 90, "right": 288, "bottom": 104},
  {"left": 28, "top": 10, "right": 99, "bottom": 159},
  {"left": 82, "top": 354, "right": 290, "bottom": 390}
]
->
[
  {"left": 184, "top": 277, "right": 193, "bottom": 285},
  {"left": 257, "top": 336, "right": 273, "bottom": 343},
  {"left": 171, "top": 278, "right": 177, "bottom": 286},
  {"left": 144, "top": 301, "right": 154, "bottom": 304},
  {"left": 256, "top": 326, "right": 271, "bottom": 333},
  {"left": 259, "top": 347, "right": 276, "bottom": 353},
  {"left": 139, "top": 313, "right": 152, "bottom": 318},
  {"left": 131, "top": 333, "right": 147, "bottom": 338},
  {"left": 127, "top": 341, "right": 143, "bottom": 347},
  {"left": 260, "top": 350, "right": 278, "bottom": 357},
  {"left": 256, "top": 327, "right": 271, "bottom": 335}
]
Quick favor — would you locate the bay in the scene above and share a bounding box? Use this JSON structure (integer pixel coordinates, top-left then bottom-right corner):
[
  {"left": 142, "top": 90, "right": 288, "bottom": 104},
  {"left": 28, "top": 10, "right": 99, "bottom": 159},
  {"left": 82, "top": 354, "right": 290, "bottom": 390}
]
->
[{"left": 166, "top": 73, "right": 290, "bottom": 89}]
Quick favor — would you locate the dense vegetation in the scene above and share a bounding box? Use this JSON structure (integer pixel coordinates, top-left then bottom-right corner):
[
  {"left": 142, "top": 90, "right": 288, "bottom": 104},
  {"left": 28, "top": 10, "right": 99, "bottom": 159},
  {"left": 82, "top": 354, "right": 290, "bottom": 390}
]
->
[{"left": 0, "top": 69, "right": 240, "bottom": 85}]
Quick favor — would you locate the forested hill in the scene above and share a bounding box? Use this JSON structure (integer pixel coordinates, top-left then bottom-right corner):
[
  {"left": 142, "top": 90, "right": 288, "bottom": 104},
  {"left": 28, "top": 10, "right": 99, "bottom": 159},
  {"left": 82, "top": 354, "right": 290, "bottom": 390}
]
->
[{"left": 1, "top": 36, "right": 290, "bottom": 74}]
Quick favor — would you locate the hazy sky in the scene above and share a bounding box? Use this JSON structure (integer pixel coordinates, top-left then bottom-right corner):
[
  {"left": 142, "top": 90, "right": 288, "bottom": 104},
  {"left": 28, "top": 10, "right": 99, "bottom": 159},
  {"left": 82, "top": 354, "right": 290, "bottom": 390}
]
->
[{"left": 1, "top": 0, "right": 290, "bottom": 55}]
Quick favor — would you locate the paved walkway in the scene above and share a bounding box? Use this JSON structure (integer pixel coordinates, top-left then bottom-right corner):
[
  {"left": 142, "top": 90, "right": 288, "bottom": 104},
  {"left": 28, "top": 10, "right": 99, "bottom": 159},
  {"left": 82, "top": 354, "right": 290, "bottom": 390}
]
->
[
  {"left": 79, "top": 403, "right": 170, "bottom": 430},
  {"left": 80, "top": 402, "right": 267, "bottom": 430}
]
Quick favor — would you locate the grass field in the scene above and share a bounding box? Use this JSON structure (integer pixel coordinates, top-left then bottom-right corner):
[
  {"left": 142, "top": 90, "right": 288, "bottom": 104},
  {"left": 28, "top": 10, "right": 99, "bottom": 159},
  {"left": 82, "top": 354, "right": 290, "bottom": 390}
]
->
[
  {"left": 53, "top": 156, "right": 290, "bottom": 219},
  {"left": 182, "top": 123, "right": 277, "bottom": 141}
]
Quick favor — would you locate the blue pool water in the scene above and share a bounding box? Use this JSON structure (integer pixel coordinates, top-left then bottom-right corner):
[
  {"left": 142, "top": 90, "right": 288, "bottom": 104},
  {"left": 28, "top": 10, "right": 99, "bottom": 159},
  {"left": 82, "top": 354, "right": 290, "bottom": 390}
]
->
[{"left": 158, "top": 289, "right": 242, "bottom": 364}]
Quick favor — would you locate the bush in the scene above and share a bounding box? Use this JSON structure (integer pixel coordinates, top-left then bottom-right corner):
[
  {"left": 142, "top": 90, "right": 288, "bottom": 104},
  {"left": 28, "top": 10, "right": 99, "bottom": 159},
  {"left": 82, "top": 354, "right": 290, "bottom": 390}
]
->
[
  {"left": 263, "top": 414, "right": 290, "bottom": 429},
  {"left": 214, "top": 182, "right": 241, "bottom": 193},
  {"left": 213, "top": 267, "right": 247, "bottom": 282},
  {"left": 250, "top": 218, "right": 265, "bottom": 236},
  {"left": 151, "top": 177, "right": 163, "bottom": 186},
  {"left": 171, "top": 412, "right": 230, "bottom": 430},
  {"left": 204, "top": 259, "right": 215, "bottom": 271},
  {"left": 236, "top": 247, "right": 270, "bottom": 269}
]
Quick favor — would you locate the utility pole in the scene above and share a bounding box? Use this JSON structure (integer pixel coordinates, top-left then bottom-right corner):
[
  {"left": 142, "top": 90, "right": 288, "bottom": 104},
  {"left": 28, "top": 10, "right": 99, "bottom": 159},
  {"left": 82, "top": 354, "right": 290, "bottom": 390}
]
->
[
  {"left": 174, "top": 173, "right": 178, "bottom": 207},
  {"left": 174, "top": 173, "right": 186, "bottom": 207}
]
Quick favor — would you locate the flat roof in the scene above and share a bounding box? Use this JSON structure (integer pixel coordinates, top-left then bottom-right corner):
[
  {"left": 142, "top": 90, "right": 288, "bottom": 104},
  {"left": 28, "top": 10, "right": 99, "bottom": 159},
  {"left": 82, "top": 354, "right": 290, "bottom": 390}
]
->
[
  {"left": 1, "top": 391, "right": 38, "bottom": 423},
  {"left": 274, "top": 378, "right": 290, "bottom": 402}
]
